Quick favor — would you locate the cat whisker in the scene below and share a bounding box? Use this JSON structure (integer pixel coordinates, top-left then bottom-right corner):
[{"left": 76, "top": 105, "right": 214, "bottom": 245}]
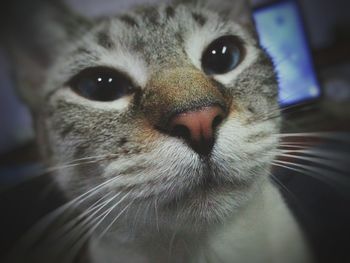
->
[
  {"left": 279, "top": 142, "right": 316, "bottom": 147},
  {"left": 249, "top": 97, "right": 317, "bottom": 124},
  {"left": 131, "top": 201, "right": 143, "bottom": 234},
  {"left": 246, "top": 108, "right": 280, "bottom": 124},
  {"left": 49, "top": 193, "right": 128, "bottom": 263},
  {"left": 0, "top": 153, "right": 122, "bottom": 194},
  {"left": 37, "top": 195, "right": 114, "bottom": 262},
  {"left": 271, "top": 101, "right": 310, "bottom": 115},
  {"left": 276, "top": 153, "right": 350, "bottom": 174},
  {"left": 270, "top": 173, "right": 298, "bottom": 201},
  {"left": 45, "top": 154, "right": 120, "bottom": 174},
  {"left": 59, "top": 193, "right": 122, "bottom": 249},
  {"left": 60, "top": 153, "right": 119, "bottom": 165},
  {"left": 277, "top": 132, "right": 350, "bottom": 142},
  {"left": 50, "top": 192, "right": 117, "bottom": 243},
  {"left": 62, "top": 191, "right": 133, "bottom": 263},
  {"left": 276, "top": 132, "right": 350, "bottom": 153},
  {"left": 279, "top": 146, "right": 350, "bottom": 162},
  {"left": 254, "top": 113, "right": 281, "bottom": 124},
  {"left": 274, "top": 159, "right": 350, "bottom": 184},
  {"left": 97, "top": 197, "right": 135, "bottom": 239},
  {"left": 154, "top": 198, "right": 160, "bottom": 233},
  {"left": 272, "top": 160, "right": 350, "bottom": 198},
  {"left": 8, "top": 174, "right": 126, "bottom": 259},
  {"left": 278, "top": 145, "right": 311, "bottom": 150}
]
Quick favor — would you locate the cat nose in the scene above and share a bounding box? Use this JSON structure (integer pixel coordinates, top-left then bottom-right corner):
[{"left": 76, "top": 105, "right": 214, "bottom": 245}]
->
[{"left": 169, "top": 106, "right": 225, "bottom": 155}]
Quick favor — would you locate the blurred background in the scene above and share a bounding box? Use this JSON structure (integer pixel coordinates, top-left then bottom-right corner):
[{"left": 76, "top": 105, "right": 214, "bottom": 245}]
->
[{"left": 0, "top": 0, "right": 349, "bottom": 262}]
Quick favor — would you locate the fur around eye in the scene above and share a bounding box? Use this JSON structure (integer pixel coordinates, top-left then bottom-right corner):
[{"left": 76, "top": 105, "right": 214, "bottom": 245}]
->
[
  {"left": 67, "top": 67, "right": 135, "bottom": 102},
  {"left": 201, "top": 35, "right": 244, "bottom": 75}
]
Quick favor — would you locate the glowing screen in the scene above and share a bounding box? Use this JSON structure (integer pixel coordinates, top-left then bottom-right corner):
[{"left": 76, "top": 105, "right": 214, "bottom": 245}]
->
[{"left": 253, "top": 0, "right": 321, "bottom": 106}]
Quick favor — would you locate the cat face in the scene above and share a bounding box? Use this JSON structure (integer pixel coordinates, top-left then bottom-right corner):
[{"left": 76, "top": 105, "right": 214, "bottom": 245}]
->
[{"left": 13, "top": 0, "right": 280, "bottom": 228}]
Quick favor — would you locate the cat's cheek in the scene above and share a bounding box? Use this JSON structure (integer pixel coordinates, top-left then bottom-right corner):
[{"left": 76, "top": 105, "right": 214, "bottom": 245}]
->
[
  {"left": 213, "top": 114, "right": 278, "bottom": 180},
  {"left": 131, "top": 120, "right": 164, "bottom": 149}
]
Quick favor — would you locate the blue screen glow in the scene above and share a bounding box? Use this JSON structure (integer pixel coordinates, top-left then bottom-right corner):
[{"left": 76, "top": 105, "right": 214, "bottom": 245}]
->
[{"left": 253, "top": 0, "right": 321, "bottom": 106}]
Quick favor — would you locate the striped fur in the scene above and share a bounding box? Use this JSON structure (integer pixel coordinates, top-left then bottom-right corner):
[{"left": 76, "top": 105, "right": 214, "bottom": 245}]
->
[{"left": 6, "top": 0, "right": 311, "bottom": 262}]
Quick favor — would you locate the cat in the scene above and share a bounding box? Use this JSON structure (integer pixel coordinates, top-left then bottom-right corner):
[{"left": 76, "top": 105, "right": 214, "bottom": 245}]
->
[{"left": 2, "top": 0, "right": 313, "bottom": 262}]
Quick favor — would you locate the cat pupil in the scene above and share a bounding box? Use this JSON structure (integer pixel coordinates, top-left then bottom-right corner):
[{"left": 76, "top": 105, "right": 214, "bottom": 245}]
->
[
  {"left": 68, "top": 67, "right": 134, "bottom": 102},
  {"left": 202, "top": 35, "right": 242, "bottom": 75}
]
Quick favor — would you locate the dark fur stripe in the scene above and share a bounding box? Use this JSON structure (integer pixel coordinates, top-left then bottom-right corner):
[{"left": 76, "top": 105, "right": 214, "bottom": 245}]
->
[
  {"left": 74, "top": 47, "right": 92, "bottom": 56},
  {"left": 120, "top": 15, "right": 139, "bottom": 27},
  {"left": 144, "top": 7, "right": 160, "bottom": 25},
  {"left": 96, "top": 30, "right": 114, "bottom": 49},
  {"left": 59, "top": 123, "right": 75, "bottom": 139},
  {"left": 191, "top": 12, "right": 207, "bottom": 26},
  {"left": 165, "top": 6, "right": 175, "bottom": 19}
]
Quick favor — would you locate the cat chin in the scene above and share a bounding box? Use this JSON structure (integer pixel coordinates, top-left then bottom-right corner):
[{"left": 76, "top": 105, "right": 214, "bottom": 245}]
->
[{"left": 93, "top": 179, "right": 262, "bottom": 239}]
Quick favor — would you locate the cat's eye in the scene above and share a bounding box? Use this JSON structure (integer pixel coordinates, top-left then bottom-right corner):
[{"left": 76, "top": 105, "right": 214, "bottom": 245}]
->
[
  {"left": 201, "top": 36, "right": 243, "bottom": 75},
  {"left": 67, "top": 67, "right": 135, "bottom": 101}
]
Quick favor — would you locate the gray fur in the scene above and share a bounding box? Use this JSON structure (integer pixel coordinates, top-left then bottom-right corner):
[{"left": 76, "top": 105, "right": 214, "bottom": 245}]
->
[{"left": 4, "top": 0, "right": 312, "bottom": 262}]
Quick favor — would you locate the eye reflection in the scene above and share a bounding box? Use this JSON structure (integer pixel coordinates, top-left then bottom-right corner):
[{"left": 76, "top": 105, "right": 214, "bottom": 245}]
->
[
  {"left": 67, "top": 67, "right": 135, "bottom": 102},
  {"left": 202, "top": 35, "right": 244, "bottom": 75}
]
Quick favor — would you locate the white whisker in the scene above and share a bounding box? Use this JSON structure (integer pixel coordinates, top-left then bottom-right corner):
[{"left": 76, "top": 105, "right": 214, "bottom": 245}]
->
[
  {"left": 278, "top": 132, "right": 350, "bottom": 142},
  {"left": 61, "top": 191, "right": 132, "bottom": 263},
  {"left": 9, "top": 174, "right": 126, "bottom": 260},
  {"left": 97, "top": 198, "right": 135, "bottom": 239},
  {"left": 45, "top": 154, "right": 118, "bottom": 174},
  {"left": 51, "top": 192, "right": 117, "bottom": 242},
  {"left": 154, "top": 198, "right": 160, "bottom": 233},
  {"left": 279, "top": 148, "right": 350, "bottom": 162},
  {"left": 272, "top": 160, "right": 350, "bottom": 195},
  {"left": 277, "top": 153, "right": 350, "bottom": 173}
]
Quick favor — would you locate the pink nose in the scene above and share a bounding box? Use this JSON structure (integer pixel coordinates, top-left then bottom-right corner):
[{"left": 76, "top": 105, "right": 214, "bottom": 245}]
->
[{"left": 169, "top": 106, "right": 225, "bottom": 155}]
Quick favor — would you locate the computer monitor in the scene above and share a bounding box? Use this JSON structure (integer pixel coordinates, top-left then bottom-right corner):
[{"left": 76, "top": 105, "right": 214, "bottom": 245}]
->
[{"left": 253, "top": 0, "right": 321, "bottom": 106}]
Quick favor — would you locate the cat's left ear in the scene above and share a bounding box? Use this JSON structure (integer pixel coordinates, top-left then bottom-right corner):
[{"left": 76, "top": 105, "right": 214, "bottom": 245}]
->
[{"left": 1, "top": 0, "right": 91, "bottom": 110}]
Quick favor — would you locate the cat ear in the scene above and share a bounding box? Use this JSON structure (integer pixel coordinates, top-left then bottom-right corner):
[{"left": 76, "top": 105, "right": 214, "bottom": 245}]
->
[
  {"left": 1, "top": 0, "right": 90, "bottom": 109},
  {"left": 175, "top": 0, "right": 253, "bottom": 26}
]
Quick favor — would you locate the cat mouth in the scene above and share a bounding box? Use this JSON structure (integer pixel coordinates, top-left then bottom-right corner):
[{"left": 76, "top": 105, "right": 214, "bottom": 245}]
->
[
  {"left": 193, "top": 158, "right": 233, "bottom": 190},
  {"left": 187, "top": 138, "right": 215, "bottom": 156}
]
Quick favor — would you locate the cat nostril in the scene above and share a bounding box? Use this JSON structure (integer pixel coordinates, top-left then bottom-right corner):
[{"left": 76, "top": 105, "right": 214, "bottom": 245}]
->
[
  {"left": 171, "top": 125, "right": 191, "bottom": 141},
  {"left": 212, "top": 115, "right": 224, "bottom": 130},
  {"left": 168, "top": 106, "right": 226, "bottom": 155}
]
